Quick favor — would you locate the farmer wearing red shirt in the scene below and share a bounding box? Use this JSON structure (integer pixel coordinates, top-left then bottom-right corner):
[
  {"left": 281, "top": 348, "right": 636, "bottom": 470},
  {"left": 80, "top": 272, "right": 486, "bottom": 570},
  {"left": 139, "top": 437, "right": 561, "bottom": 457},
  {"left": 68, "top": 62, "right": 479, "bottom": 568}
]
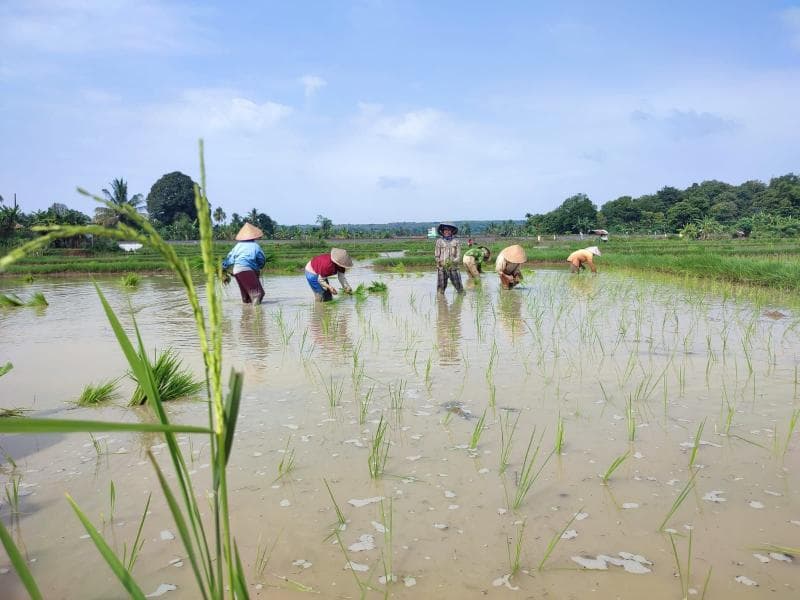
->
[{"left": 305, "top": 248, "right": 354, "bottom": 302}]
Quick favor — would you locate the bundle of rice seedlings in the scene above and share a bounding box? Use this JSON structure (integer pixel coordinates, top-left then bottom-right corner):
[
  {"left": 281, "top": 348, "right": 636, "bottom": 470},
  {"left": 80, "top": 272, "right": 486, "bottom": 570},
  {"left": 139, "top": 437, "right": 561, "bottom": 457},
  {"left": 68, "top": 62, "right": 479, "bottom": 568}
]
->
[
  {"left": 26, "top": 292, "right": 48, "bottom": 307},
  {"left": 129, "top": 348, "right": 203, "bottom": 406},
  {"left": 120, "top": 273, "right": 140, "bottom": 288},
  {"left": 0, "top": 294, "right": 25, "bottom": 307},
  {"left": 367, "top": 280, "right": 388, "bottom": 293},
  {"left": 75, "top": 380, "right": 119, "bottom": 406}
]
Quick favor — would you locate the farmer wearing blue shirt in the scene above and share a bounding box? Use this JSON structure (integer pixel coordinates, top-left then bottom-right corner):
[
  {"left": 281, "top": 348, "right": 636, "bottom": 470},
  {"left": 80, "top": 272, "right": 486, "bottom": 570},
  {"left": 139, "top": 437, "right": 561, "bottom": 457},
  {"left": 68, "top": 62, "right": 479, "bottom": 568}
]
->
[{"left": 222, "top": 223, "right": 267, "bottom": 304}]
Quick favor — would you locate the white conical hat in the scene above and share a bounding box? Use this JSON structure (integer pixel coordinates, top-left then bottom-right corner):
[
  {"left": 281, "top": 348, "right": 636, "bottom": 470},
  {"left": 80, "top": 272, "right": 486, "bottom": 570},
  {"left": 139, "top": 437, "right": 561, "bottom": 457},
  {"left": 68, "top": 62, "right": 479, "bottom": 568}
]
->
[
  {"left": 587, "top": 246, "right": 601, "bottom": 256},
  {"left": 502, "top": 244, "right": 526, "bottom": 263},
  {"left": 331, "top": 248, "right": 353, "bottom": 268},
  {"left": 235, "top": 223, "right": 264, "bottom": 241}
]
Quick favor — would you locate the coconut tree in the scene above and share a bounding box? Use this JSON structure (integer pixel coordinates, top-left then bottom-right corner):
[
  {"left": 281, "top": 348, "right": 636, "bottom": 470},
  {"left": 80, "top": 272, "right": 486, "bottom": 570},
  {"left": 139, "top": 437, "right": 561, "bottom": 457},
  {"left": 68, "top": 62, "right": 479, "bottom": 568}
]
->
[
  {"left": 213, "top": 206, "right": 226, "bottom": 225},
  {"left": 94, "top": 178, "right": 145, "bottom": 227}
]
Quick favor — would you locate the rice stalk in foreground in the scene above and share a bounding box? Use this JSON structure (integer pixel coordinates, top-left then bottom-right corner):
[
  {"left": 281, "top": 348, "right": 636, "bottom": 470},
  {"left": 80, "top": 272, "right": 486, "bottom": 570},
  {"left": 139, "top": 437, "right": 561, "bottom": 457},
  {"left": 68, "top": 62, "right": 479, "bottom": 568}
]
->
[
  {"left": 669, "top": 529, "right": 712, "bottom": 600},
  {"left": 323, "top": 478, "right": 348, "bottom": 542},
  {"left": 128, "top": 348, "right": 203, "bottom": 406},
  {"left": 498, "top": 410, "right": 521, "bottom": 474},
  {"left": 253, "top": 531, "right": 281, "bottom": 579},
  {"left": 122, "top": 492, "right": 151, "bottom": 572},
  {"left": 0, "top": 362, "right": 12, "bottom": 377},
  {"left": 554, "top": 414, "right": 565, "bottom": 455},
  {"left": 783, "top": 408, "right": 800, "bottom": 458},
  {"left": 275, "top": 437, "right": 296, "bottom": 481},
  {"left": 538, "top": 508, "right": 582, "bottom": 571},
  {"left": 76, "top": 379, "right": 119, "bottom": 406},
  {"left": 0, "top": 141, "right": 250, "bottom": 599}
]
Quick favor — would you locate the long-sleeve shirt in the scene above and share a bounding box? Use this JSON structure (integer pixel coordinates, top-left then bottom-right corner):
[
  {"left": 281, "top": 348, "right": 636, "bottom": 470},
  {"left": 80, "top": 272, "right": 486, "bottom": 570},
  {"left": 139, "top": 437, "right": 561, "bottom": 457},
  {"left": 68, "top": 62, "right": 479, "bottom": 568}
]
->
[
  {"left": 567, "top": 249, "right": 596, "bottom": 272},
  {"left": 222, "top": 241, "right": 266, "bottom": 274},
  {"left": 435, "top": 237, "right": 460, "bottom": 268},
  {"left": 305, "top": 254, "right": 351, "bottom": 290}
]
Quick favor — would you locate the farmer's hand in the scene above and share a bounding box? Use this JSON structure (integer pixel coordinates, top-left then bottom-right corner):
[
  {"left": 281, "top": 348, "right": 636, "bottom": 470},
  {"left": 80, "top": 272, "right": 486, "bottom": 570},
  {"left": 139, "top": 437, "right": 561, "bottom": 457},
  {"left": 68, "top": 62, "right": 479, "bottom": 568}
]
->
[
  {"left": 329, "top": 287, "right": 338, "bottom": 295},
  {"left": 343, "top": 287, "right": 353, "bottom": 294}
]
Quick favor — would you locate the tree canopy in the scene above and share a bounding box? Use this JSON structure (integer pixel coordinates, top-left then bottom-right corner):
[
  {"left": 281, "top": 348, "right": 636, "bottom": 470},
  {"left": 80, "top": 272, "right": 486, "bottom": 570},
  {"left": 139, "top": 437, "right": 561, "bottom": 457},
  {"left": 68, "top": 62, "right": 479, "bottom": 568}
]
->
[{"left": 146, "top": 171, "right": 198, "bottom": 225}]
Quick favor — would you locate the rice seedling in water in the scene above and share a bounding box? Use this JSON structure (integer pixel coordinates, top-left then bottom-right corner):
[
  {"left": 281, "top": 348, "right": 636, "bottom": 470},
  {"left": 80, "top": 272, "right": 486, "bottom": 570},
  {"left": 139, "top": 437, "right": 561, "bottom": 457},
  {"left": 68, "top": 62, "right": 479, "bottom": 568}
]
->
[
  {"left": 322, "top": 478, "right": 347, "bottom": 542},
  {"left": 0, "top": 362, "right": 11, "bottom": 378},
  {"left": 109, "top": 480, "right": 116, "bottom": 522},
  {"left": 669, "top": 529, "right": 712, "bottom": 600},
  {"left": 76, "top": 379, "right": 119, "bottom": 406},
  {"left": 4, "top": 475, "right": 21, "bottom": 514},
  {"left": 512, "top": 429, "right": 553, "bottom": 510},
  {"left": 0, "top": 142, "right": 251, "bottom": 598},
  {"left": 554, "top": 414, "right": 565, "bottom": 455},
  {"left": 658, "top": 470, "right": 698, "bottom": 531},
  {"left": 368, "top": 415, "right": 391, "bottom": 479},
  {"left": 120, "top": 273, "right": 140, "bottom": 288},
  {"left": 358, "top": 385, "right": 374, "bottom": 425},
  {"left": 499, "top": 410, "right": 520, "bottom": 474},
  {"left": 626, "top": 396, "right": 636, "bottom": 442},
  {"left": 319, "top": 371, "right": 344, "bottom": 409},
  {"left": 601, "top": 450, "right": 630, "bottom": 484},
  {"left": 507, "top": 520, "right": 525, "bottom": 577},
  {"left": 379, "top": 497, "right": 394, "bottom": 585},
  {"left": 332, "top": 527, "right": 368, "bottom": 598},
  {"left": 538, "top": 508, "right": 582, "bottom": 571},
  {"left": 275, "top": 437, "right": 296, "bottom": 480},
  {"left": 128, "top": 347, "right": 203, "bottom": 405},
  {"left": 388, "top": 379, "right": 406, "bottom": 410},
  {"left": 254, "top": 532, "right": 280, "bottom": 579},
  {"left": 122, "top": 493, "right": 151, "bottom": 572},
  {"left": 688, "top": 418, "right": 706, "bottom": 469},
  {"left": 89, "top": 433, "right": 108, "bottom": 457},
  {"left": 0, "top": 407, "right": 29, "bottom": 418},
  {"left": 469, "top": 409, "right": 488, "bottom": 450},
  {"left": 751, "top": 543, "right": 800, "bottom": 556},
  {"left": 783, "top": 408, "right": 800, "bottom": 458}
]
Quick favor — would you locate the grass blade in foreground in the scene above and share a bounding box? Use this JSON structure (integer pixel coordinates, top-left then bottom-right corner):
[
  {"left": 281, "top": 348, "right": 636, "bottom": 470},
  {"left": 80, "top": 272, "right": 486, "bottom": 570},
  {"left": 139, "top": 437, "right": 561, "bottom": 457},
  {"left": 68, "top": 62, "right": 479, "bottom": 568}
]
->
[
  {"left": 0, "top": 418, "right": 210, "bottom": 435},
  {"left": 0, "top": 517, "right": 44, "bottom": 600},
  {"left": 538, "top": 508, "right": 582, "bottom": 571},
  {"left": 66, "top": 494, "right": 147, "bottom": 600}
]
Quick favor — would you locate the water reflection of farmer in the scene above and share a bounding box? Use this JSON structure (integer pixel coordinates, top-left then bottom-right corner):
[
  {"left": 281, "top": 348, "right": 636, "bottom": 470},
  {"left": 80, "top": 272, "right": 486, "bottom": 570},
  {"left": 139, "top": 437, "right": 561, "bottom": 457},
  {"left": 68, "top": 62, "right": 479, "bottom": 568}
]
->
[
  {"left": 436, "top": 294, "right": 463, "bottom": 365},
  {"left": 567, "top": 246, "right": 601, "bottom": 274},
  {"left": 308, "top": 302, "right": 352, "bottom": 355},
  {"left": 495, "top": 245, "right": 527, "bottom": 290},
  {"left": 305, "top": 248, "right": 354, "bottom": 302},
  {"left": 222, "top": 223, "right": 266, "bottom": 304},
  {"left": 498, "top": 289, "right": 525, "bottom": 338}
]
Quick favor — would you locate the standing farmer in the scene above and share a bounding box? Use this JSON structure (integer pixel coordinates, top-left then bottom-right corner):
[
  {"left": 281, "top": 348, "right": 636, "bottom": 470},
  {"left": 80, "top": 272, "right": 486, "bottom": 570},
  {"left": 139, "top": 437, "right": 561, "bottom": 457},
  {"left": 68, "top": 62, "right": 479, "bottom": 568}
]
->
[
  {"left": 495, "top": 244, "right": 527, "bottom": 289},
  {"left": 567, "top": 246, "right": 601, "bottom": 274},
  {"left": 305, "top": 248, "right": 354, "bottom": 302},
  {"left": 435, "top": 222, "right": 464, "bottom": 294},
  {"left": 222, "top": 223, "right": 267, "bottom": 304}
]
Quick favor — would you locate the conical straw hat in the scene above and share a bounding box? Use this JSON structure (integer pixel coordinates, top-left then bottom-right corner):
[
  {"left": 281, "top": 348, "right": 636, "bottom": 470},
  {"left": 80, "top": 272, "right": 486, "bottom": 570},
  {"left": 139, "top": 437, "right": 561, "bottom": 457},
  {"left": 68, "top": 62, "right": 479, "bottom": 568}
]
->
[
  {"left": 437, "top": 222, "right": 459, "bottom": 236},
  {"left": 502, "top": 244, "right": 526, "bottom": 263},
  {"left": 331, "top": 248, "right": 353, "bottom": 268},
  {"left": 587, "top": 246, "right": 601, "bottom": 256},
  {"left": 235, "top": 223, "right": 264, "bottom": 241}
]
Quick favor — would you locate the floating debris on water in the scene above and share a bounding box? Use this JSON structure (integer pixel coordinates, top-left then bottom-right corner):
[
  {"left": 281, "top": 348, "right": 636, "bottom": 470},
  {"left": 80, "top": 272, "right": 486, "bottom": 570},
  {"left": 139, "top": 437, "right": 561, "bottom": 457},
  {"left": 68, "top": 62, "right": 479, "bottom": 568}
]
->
[
  {"left": 159, "top": 530, "right": 175, "bottom": 541},
  {"left": 371, "top": 521, "right": 387, "bottom": 533},
  {"left": 292, "top": 559, "right": 312, "bottom": 569},
  {"left": 444, "top": 490, "right": 456, "bottom": 498},
  {"left": 492, "top": 574, "right": 520, "bottom": 590},
  {"left": 749, "top": 501, "right": 765, "bottom": 509},
  {"left": 433, "top": 523, "right": 449, "bottom": 530},
  {"left": 622, "top": 503, "right": 640, "bottom": 509},
  {"left": 280, "top": 499, "right": 291, "bottom": 507},
  {"left": 753, "top": 553, "right": 770, "bottom": 563},
  {"left": 735, "top": 575, "right": 758, "bottom": 586},
  {"left": 561, "top": 529, "right": 578, "bottom": 540},
  {"left": 348, "top": 496, "right": 384, "bottom": 507},
  {"left": 345, "top": 561, "right": 369, "bottom": 572},
  {"left": 405, "top": 455, "right": 422, "bottom": 461},
  {"left": 702, "top": 490, "right": 726, "bottom": 502},
  {"left": 572, "top": 553, "right": 653, "bottom": 574},
  {"left": 378, "top": 574, "right": 397, "bottom": 584},
  {"left": 575, "top": 512, "right": 589, "bottom": 521},
  {"left": 403, "top": 576, "right": 417, "bottom": 587},
  {"left": 348, "top": 534, "right": 376, "bottom": 552},
  {"left": 146, "top": 583, "right": 177, "bottom": 597},
  {"left": 769, "top": 552, "right": 792, "bottom": 563}
]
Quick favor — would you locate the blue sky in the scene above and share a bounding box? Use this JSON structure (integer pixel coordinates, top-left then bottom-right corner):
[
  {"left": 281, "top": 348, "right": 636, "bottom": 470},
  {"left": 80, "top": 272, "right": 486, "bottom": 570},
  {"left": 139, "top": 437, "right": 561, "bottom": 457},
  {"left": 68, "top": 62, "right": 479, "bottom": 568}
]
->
[{"left": 1, "top": 1, "right": 799, "bottom": 224}]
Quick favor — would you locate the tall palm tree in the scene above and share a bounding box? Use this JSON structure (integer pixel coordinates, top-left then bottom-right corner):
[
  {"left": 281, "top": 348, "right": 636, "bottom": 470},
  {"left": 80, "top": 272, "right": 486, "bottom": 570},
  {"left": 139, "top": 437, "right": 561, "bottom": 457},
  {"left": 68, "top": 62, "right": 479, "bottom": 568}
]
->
[
  {"left": 246, "top": 208, "right": 259, "bottom": 223},
  {"left": 213, "top": 206, "right": 227, "bottom": 225},
  {"left": 94, "top": 178, "right": 144, "bottom": 227}
]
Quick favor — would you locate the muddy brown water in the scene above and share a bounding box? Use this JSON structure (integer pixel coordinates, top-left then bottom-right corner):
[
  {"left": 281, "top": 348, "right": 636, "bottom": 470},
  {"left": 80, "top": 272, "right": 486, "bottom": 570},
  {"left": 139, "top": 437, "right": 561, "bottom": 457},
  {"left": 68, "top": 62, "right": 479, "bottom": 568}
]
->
[{"left": 1, "top": 265, "right": 799, "bottom": 599}]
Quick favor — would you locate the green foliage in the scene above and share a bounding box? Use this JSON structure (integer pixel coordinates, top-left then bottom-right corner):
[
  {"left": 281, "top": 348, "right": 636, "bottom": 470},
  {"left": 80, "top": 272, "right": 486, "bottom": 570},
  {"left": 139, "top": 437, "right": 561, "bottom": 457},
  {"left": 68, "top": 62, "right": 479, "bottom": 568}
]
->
[
  {"left": 146, "top": 171, "right": 198, "bottom": 225},
  {"left": 96, "top": 178, "right": 145, "bottom": 227},
  {"left": 129, "top": 347, "right": 203, "bottom": 405}
]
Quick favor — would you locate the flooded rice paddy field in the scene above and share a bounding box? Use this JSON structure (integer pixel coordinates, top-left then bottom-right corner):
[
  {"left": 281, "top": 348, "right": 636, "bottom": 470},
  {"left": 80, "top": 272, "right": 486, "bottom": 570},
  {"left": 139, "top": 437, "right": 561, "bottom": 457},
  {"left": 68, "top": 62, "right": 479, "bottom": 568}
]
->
[{"left": 1, "top": 265, "right": 799, "bottom": 599}]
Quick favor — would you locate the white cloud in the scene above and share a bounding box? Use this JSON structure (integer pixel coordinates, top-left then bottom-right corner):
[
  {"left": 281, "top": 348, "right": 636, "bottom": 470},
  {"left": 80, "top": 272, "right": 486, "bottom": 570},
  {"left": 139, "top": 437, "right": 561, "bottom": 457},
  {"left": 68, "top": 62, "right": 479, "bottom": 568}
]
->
[
  {"left": 368, "top": 108, "right": 445, "bottom": 144},
  {"left": 0, "top": 0, "right": 207, "bottom": 54},
  {"left": 782, "top": 7, "right": 800, "bottom": 50},
  {"left": 150, "top": 89, "right": 293, "bottom": 134},
  {"left": 299, "top": 75, "right": 327, "bottom": 98}
]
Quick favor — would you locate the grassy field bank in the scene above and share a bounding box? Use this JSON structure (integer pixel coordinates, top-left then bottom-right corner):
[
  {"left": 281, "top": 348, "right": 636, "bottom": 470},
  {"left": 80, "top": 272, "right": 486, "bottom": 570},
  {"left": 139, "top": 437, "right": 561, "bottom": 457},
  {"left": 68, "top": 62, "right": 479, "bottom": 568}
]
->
[{"left": 2, "top": 236, "right": 800, "bottom": 291}]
